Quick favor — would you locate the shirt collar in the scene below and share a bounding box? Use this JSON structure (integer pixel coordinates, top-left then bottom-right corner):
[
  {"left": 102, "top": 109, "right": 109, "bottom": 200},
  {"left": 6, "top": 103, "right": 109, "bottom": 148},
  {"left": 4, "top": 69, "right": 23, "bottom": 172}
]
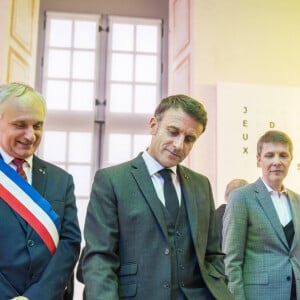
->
[
  {"left": 0, "top": 148, "right": 33, "bottom": 168},
  {"left": 261, "top": 177, "right": 287, "bottom": 194},
  {"left": 142, "top": 150, "right": 177, "bottom": 176}
]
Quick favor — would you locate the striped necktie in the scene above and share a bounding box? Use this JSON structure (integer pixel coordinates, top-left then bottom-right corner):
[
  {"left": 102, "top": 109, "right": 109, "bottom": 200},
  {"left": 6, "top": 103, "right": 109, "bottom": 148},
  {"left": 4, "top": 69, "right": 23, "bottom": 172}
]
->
[{"left": 12, "top": 158, "right": 27, "bottom": 181}]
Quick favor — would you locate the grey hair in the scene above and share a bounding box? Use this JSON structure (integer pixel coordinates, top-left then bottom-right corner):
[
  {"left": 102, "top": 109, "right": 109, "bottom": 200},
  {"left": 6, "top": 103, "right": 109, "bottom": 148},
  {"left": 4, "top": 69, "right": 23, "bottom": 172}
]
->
[{"left": 0, "top": 82, "right": 47, "bottom": 113}]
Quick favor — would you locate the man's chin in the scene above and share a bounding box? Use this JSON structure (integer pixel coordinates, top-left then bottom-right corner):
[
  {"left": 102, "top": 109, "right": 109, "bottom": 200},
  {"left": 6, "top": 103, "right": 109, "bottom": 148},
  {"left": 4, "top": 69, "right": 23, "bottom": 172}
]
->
[{"left": 15, "top": 149, "right": 34, "bottom": 159}]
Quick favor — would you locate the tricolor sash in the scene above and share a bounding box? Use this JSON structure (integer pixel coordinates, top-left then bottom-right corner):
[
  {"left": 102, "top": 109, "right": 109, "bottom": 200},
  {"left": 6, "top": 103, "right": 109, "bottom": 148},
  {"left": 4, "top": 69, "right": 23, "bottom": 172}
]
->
[{"left": 0, "top": 159, "right": 60, "bottom": 254}]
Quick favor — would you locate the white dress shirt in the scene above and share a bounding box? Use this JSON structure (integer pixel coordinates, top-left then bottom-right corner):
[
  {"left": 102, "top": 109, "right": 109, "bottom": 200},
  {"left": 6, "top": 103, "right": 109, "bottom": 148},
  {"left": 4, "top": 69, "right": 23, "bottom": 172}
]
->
[
  {"left": 261, "top": 178, "right": 292, "bottom": 226},
  {"left": 0, "top": 148, "right": 33, "bottom": 184},
  {"left": 142, "top": 150, "right": 181, "bottom": 206}
]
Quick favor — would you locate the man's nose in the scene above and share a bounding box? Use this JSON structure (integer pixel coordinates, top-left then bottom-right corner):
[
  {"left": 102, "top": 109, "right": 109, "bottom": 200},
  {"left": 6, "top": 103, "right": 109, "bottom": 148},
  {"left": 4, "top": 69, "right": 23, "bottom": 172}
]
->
[
  {"left": 24, "top": 127, "right": 35, "bottom": 140},
  {"left": 274, "top": 156, "right": 282, "bottom": 164},
  {"left": 173, "top": 135, "right": 184, "bottom": 150}
]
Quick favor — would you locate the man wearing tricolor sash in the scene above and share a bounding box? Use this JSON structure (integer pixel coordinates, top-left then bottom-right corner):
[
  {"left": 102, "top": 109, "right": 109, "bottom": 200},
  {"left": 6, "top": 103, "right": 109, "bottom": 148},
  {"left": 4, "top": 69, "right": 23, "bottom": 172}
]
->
[{"left": 0, "top": 83, "right": 81, "bottom": 300}]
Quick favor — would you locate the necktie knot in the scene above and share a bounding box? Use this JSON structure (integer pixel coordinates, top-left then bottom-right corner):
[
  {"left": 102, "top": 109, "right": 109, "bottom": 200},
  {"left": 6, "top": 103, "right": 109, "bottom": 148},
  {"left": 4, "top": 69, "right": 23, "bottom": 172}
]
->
[
  {"left": 13, "top": 158, "right": 25, "bottom": 167},
  {"left": 12, "top": 158, "right": 27, "bottom": 180},
  {"left": 159, "top": 168, "right": 173, "bottom": 182}
]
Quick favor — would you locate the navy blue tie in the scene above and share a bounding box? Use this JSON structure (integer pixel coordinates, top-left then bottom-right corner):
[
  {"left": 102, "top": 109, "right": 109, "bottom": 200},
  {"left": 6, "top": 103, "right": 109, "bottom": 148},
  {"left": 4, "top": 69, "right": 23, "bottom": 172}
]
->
[{"left": 159, "top": 168, "right": 179, "bottom": 223}]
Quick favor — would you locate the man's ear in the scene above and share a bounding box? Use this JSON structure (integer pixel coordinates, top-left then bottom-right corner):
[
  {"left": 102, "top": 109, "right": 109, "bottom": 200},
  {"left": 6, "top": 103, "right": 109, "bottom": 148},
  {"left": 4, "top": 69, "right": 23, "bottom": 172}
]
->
[
  {"left": 256, "top": 155, "right": 261, "bottom": 168},
  {"left": 149, "top": 117, "right": 158, "bottom": 135}
]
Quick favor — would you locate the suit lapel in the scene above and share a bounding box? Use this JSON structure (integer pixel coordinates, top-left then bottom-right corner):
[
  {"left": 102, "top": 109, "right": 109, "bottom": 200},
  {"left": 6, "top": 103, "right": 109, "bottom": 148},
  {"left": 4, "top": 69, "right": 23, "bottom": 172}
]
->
[
  {"left": 130, "top": 155, "right": 169, "bottom": 239},
  {"left": 32, "top": 155, "right": 47, "bottom": 196},
  {"left": 255, "top": 179, "right": 289, "bottom": 249},
  {"left": 177, "top": 167, "right": 199, "bottom": 244},
  {"left": 27, "top": 155, "right": 48, "bottom": 236},
  {"left": 288, "top": 190, "right": 300, "bottom": 252}
]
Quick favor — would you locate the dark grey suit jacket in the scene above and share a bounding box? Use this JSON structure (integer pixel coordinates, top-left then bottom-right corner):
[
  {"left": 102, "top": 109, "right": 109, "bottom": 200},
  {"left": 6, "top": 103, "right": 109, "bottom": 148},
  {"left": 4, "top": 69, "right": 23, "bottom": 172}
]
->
[
  {"left": 82, "top": 154, "right": 233, "bottom": 300},
  {"left": 0, "top": 155, "right": 81, "bottom": 300}
]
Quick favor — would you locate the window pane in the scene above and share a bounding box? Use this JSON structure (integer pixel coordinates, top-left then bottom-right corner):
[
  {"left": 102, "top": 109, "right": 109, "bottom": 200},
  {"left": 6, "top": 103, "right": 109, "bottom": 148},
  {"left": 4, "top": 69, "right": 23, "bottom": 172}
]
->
[
  {"left": 71, "top": 81, "right": 94, "bottom": 111},
  {"left": 49, "top": 19, "right": 72, "bottom": 48},
  {"left": 136, "top": 25, "right": 158, "bottom": 53},
  {"left": 108, "top": 134, "right": 131, "bottom": 164},
  {"left": 111, "top": 53, "right": 133, "bottom": 81},
  {"left": 135, "top": 55, "right": 157, "bottom": 83},
  {"left": 72, "top": 51, "right": 95, "bottom": 79},
  {"left": 134, "top": 85, "right": 157, "bottom": 113},
  {"left": 74, "top": 21, "right": 97, "bottom": 49},
  {"left": 48, "top": 49, "right": 71, "bottom": 78},
  {"left": 112, "top": 23, "right": 134, "bottom": 51},
  {"left": 46, "top": 80, "right": 69, "bottom": 110},
  {"left": 43, "top": 131, "right": 67, "bottom": 162},
  {"left": 68, "top": 165, "right": 91, "bottom": 197},
  {"left": 110, "top": 83, "right": 132, "bottom": 112},
  {"left": 133, "top": 135, "right": 151, "bottom": 156},
  {"left": 68, "top": 132, "right": 92, "bottom": 163}
]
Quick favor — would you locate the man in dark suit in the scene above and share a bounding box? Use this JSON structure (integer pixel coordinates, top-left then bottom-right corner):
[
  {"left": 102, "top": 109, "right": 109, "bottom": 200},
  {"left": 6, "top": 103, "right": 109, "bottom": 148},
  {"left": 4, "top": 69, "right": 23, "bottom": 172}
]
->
[
  {"left": 82, "top": 94, "right": 233, "bottom": 299},
  {"left": 215, "top": 179, "right": 248, "bottom": 242},
  {"left": 0, "top": 82, "right": 81, "bottom": 300}
]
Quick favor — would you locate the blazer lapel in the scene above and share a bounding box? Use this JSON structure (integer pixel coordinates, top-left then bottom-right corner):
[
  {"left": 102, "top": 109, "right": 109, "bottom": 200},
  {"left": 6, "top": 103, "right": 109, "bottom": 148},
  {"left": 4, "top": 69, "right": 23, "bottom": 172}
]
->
[
  {"left": 32, "top": 155, "right": 47, "bottom": 196},
  {"left": 255, "top": 178, "right": 289, "bottom": 249},
  {"left": 288, "top": 190, "right": 300, "bottom": 252},
  {"left": 27, "top": 155, "right": 48, "bottom": 236},
  {"left": 130, "top": 155, "right": 169, "bottom": 239},
  {"left": 177, "top": 166, "right": 199, "bottom": 244}
]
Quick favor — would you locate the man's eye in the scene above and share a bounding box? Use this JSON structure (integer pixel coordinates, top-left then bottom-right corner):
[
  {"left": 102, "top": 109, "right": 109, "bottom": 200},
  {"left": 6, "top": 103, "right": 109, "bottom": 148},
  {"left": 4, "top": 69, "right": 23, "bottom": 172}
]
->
[
  {"left": 14, "top": 123, "right": 25, "bottom": 129},
  {"left": 34, "top": 124, "right": 43, "bottom": 130},
  {"left": 185, "top": 136, "right": 196, "bottom": 144},
  {"left": 168, "top": 129, "right": 178, "bottom": 136}
]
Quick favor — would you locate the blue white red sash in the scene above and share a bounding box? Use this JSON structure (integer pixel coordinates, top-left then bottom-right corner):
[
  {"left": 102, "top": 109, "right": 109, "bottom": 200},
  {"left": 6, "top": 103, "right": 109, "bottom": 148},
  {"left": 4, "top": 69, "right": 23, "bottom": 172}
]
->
[{"left": 0, "top": 159, "right": 60, "bottom": 254}]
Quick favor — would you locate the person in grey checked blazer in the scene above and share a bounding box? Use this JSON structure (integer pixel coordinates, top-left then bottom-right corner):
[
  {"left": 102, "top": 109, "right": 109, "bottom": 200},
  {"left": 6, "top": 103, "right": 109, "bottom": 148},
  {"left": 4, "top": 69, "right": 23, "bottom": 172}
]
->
[{"left": 223, "top": 130, "right": 300, "bottom": 300}]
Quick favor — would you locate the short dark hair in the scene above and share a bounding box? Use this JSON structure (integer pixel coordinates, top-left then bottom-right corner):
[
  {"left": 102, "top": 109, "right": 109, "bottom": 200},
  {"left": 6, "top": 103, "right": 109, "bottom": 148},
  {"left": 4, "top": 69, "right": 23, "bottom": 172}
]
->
[
  {"left": 154, "top": 94, "right": 208, "bottom": 132},
  {"left": 257, "top": 130, "right": 293, "bottom": 156}
]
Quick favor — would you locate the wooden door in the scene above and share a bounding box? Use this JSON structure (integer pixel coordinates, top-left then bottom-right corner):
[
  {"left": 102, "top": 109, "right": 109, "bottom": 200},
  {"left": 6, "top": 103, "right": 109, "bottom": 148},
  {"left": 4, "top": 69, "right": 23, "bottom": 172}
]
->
[{"left": 1, "top": 0, "right": 39, "bottom": 85}]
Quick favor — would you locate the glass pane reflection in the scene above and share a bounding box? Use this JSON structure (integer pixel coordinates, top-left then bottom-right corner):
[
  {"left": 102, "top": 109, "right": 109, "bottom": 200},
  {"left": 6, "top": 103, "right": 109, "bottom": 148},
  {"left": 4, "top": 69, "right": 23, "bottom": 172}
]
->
[
  {"left": 135, "top": 55, "right": 157, "bottom": 83},
  {"left": 136, "top": 25, "right": 158, "bottom": 53},
  {"left": 112, "top": 23, "right": 134, "bottom": 51},
  {"left": 110, "top": 83, "right": 132, "bottom": 112},
  {"left": 108, "top": 134, "right": 131, "bottom": 164},
  {"left": 49, "top": 19, "right": 72, "bottom": 47},
  {"left": 74, "top": 21, "right": 97, "bottom": 49}
]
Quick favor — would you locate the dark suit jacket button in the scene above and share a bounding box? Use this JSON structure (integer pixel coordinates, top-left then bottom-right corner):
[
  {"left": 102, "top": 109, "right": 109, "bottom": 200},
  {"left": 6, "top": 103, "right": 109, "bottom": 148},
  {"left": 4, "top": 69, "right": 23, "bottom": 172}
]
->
[
  {"left": 164, "top": 248, "right": 170, "bottom": 255},
  {"left": 27, "top": 240, "right": 35, "bottom": 247},
  {"left": 163, "top": 282, "right": 170, "bottom": 289},
  {"left": 287, "top": 276, "right": 291, "bottom": 281},
  {"left": 176, "top": 230, "right": 182, "bottom": 237}
]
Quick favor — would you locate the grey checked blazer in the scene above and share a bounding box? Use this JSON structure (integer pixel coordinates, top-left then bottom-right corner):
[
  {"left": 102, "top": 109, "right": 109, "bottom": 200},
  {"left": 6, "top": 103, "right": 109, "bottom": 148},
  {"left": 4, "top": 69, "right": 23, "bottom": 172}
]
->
[{"left": 223, "top": 178, "right": 300, "bottom": 300}]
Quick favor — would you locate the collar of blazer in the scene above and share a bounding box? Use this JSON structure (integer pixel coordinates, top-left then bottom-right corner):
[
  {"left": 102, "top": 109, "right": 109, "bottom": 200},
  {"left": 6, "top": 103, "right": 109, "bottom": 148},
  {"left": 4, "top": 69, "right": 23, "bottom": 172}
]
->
[
  {"left": 131, "top": 154, "right": 203, "bottom": 246},
  {"left": 255, "top": 178, "right": 295, "bottom": 250},
  {"left": 32, "top": 155, "right": 47, "bottom": 196}
]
